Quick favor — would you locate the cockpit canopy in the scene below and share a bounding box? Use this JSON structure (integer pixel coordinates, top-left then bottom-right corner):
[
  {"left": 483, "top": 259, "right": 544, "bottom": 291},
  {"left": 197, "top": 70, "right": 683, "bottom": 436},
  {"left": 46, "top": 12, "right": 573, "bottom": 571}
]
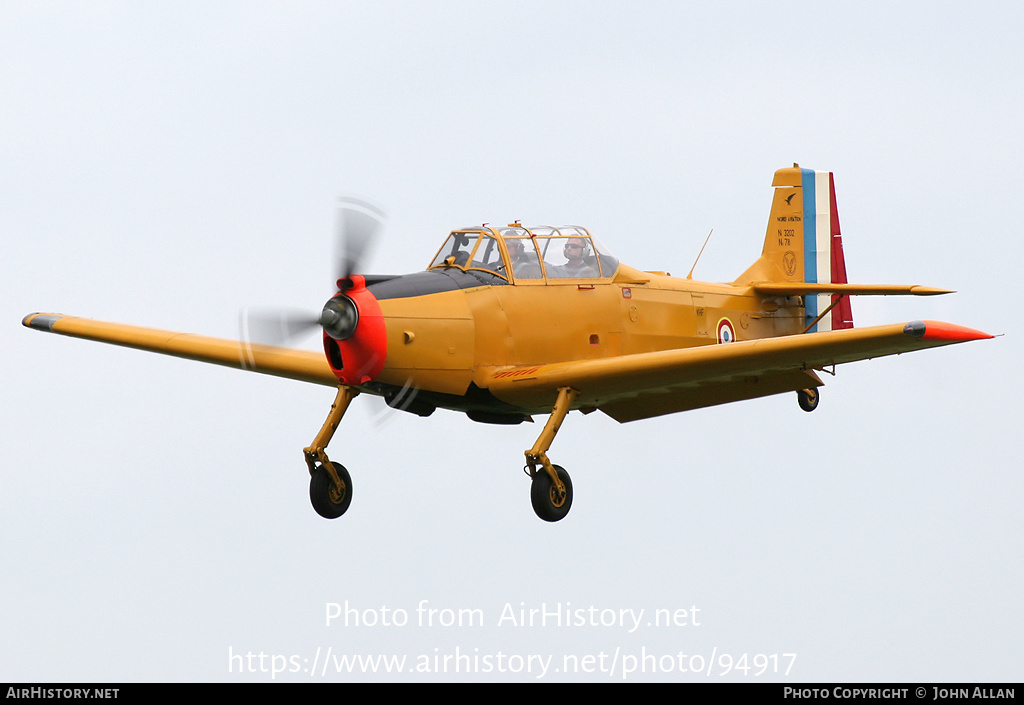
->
[{"left": 428, "top": 225, "right": 619, "bottom": 283}]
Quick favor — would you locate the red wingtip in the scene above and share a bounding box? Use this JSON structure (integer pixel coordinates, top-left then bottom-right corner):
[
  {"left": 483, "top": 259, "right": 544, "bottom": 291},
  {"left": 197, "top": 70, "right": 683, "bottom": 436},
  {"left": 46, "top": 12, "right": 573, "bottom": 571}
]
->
[{"left": 917, "top": 320, "right": 994, "bottom": 342}]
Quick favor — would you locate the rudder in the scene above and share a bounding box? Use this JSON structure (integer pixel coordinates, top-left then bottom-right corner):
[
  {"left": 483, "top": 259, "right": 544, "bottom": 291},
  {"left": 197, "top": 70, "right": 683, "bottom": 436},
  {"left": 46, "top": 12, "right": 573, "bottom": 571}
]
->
[{"left": 736, "top": 165, "right": 853, "bottom": 331}]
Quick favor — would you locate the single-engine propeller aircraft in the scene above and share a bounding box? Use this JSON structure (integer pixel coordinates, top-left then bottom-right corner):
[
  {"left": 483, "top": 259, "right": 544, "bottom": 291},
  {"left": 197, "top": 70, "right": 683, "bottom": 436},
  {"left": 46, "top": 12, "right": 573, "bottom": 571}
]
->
[{"left": 23, "top": 165, "right": 993, "bottom": 521}]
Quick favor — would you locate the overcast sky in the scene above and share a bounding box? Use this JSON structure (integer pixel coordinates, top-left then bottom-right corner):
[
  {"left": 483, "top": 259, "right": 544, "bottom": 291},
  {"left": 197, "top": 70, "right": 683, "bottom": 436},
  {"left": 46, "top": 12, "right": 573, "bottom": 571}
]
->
[{"left": 2, "top": 1, "right": 1021, "bottom": 682}]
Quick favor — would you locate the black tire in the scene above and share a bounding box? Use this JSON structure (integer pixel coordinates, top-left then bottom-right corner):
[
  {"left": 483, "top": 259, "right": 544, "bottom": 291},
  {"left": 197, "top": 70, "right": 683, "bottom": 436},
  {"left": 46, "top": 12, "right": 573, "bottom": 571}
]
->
[
  {"left": 531, "top": 465, "right": 573, "bottom": 522},
  {"left": 310, "top": 462, "right": 352, "bottom": 519},
  {"left": 797, "top": 388, "right": 820, "bottom": 412}
]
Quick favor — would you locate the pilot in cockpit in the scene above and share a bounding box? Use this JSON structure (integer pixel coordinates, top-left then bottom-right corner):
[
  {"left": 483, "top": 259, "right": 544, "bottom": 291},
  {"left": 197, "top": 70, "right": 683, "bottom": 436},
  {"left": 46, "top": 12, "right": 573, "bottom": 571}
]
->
[
  {"left": 506, "top": 238, "right": 525, "bottom": 261},
  {"left": 505, "top": 238, "right": 542, "bottom": 278}
]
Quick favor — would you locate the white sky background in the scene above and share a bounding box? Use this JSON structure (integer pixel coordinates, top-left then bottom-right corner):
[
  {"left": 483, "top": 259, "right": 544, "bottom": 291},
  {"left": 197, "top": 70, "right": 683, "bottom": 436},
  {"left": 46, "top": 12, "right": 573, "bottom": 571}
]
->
[{"left": 2, "top": 1, "right": 1021, "bottom": 683}]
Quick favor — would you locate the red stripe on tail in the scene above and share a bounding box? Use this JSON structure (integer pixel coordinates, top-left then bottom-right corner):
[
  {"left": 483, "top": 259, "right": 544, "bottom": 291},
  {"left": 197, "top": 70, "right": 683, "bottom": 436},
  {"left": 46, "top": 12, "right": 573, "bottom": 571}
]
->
[{"left": 829, "top": 173, "right": 854, "bottom": 329}]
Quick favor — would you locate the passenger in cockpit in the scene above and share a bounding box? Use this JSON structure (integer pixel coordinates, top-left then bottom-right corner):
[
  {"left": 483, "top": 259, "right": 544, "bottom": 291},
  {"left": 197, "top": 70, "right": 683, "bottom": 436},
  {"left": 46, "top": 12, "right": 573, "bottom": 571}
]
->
[{"left": 552, "top": 237, "right": 598, "bottom": 278}]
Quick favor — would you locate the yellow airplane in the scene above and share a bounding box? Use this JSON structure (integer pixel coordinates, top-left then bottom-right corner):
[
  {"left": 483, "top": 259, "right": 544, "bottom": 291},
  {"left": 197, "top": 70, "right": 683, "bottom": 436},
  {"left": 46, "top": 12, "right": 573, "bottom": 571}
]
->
[{"left": 22, "top": 165, "right": 993, "bottom": 522}]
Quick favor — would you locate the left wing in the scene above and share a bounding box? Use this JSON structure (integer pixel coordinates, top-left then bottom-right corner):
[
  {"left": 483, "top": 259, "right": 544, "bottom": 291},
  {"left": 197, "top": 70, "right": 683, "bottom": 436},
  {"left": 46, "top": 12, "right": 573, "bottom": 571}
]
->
[
  {"left": 22, "top": 313, "right": 338, "bottom": 387},
  {"left": 483, "top": 320, "right": 993, "bottom": 422}
]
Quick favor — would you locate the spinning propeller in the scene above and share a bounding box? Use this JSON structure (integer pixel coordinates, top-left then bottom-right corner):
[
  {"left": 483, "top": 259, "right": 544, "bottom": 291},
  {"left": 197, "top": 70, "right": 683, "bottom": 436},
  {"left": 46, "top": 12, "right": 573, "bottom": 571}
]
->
[
  {"left": 242, "top": 196, "right": 418, "bottom": 418},
  {"left": 241, "top": 197, "right": 386, "bottom": 348}
]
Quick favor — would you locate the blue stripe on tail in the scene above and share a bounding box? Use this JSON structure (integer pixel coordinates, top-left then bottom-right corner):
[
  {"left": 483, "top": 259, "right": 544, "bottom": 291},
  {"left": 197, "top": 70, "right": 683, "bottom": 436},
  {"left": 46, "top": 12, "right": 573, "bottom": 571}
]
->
[{"left": 801, "top": 168, "right": 819, "bottom": 331}]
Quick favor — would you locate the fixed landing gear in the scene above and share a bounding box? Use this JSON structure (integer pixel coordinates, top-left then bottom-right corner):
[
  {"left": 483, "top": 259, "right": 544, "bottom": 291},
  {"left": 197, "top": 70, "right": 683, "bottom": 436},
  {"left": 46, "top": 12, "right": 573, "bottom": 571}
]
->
[
  {"left": 797, "top": 388, "right": 819, "bottom": 412},
  {"left": 531, "top": 464, "right": 573, "bottom": 522},
  {"left": 304, "top": 385, "right": 358, "bottom": 519},
  {"left": 304, "top": 383, "right": 584, "bottom": 522},
  {"left": 309, "top": 461, "right": 352, "bottom": 519},
  {"left": 524, "top": 387, "right": 579, "bottom": 522}
]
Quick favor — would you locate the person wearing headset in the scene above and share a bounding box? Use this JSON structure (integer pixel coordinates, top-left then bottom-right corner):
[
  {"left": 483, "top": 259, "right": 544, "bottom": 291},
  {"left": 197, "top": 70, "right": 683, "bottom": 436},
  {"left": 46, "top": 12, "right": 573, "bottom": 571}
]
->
[{"left": 555, "top": 237, "right": 598, "bottom": 278}]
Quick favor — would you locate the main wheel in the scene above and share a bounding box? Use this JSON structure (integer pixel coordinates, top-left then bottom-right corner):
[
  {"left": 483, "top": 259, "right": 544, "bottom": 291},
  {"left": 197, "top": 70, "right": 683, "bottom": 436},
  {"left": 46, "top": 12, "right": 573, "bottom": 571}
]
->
[
  {"left": 797, "top": 388, "right": 820, "bottom": 412},
  {"left": 309, "top": 462, "right": 353, "bottom": 519},
  {"left": 531, "top": 465, "right": 573, "bottom": 522}
]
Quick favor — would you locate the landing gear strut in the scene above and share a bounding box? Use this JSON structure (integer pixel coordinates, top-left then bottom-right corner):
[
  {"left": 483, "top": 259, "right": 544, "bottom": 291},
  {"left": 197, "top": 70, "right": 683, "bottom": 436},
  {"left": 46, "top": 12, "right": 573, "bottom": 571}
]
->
[
  {"left": 524, "top": 387, "right": 579, "bottom": 522},
  {"left": 304, "top": 385, "right": 358, "bottom": 519}
]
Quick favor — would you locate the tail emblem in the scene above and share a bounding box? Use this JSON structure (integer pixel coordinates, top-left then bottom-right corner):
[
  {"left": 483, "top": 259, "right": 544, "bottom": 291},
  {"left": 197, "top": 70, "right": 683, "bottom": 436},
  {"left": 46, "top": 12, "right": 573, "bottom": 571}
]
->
[{"left": 783, "top": 251, "right": 797, "bottom": 277}]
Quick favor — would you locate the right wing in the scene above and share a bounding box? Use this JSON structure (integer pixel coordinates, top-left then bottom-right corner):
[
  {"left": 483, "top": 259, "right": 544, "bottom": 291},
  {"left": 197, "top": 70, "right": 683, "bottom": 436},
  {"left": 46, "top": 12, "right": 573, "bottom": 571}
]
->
[
  {"left": 22, "top": 313, "right": 338, "bottom": 387},
  {"left": 483, "top": 320, "right": 993, "bottom": 422}
]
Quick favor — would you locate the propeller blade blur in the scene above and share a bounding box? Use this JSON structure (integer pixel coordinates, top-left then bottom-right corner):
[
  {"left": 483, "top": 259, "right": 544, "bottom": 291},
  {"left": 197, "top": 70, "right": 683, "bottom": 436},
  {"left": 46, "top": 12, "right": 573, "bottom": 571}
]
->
[
  {"left": 241, "top": 308, "right": 320, "bottom": 347},
  {"left": 336, "top": 197, "right": 386, "bottom": 282}
]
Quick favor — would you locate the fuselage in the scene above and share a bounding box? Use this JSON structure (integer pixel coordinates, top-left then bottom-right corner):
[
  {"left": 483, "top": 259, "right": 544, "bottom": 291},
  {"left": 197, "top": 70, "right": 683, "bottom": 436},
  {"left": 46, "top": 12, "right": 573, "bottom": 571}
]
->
[{"left": 323, "top": 224, "right": 806, "bottom": 422}]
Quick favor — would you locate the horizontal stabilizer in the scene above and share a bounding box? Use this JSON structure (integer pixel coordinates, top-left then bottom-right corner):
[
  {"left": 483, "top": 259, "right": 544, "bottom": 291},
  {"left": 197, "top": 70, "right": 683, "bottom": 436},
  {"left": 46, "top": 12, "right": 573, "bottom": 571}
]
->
[{"left": 752, "top": 283, "right": 954, "bottom": 297}]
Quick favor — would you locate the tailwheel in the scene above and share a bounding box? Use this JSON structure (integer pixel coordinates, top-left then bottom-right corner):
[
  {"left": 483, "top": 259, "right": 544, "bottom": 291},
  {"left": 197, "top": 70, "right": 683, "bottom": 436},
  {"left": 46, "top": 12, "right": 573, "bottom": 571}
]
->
[
  {"left": 531, "top": 465, "right": 573, "bottom": 522},
  {"left": 797, "top": 388, "right": 820, "bottom": 412},
  {"left": 309, "top": 461, "right": 353, "bottom": 519}
]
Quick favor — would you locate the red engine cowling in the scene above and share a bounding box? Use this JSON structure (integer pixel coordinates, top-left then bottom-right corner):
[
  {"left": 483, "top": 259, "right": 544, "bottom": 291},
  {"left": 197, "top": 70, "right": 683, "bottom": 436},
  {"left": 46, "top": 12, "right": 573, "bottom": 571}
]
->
[{"left": 322, "top": 275, "right": 387, "bottom": 385}]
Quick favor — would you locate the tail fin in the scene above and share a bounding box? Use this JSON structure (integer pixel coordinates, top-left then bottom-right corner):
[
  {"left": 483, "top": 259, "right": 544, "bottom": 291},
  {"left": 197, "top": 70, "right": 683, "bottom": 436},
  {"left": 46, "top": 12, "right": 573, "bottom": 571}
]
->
[{"left": 736, "top": 165, "right": 853, "bottom": 331}]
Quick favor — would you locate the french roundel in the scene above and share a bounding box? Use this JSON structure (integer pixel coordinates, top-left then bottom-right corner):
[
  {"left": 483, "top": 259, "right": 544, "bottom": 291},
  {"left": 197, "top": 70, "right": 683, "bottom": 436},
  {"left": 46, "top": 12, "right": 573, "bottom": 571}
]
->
[{"left": 716, "top": 318, "right": 736, "bottom": 344}]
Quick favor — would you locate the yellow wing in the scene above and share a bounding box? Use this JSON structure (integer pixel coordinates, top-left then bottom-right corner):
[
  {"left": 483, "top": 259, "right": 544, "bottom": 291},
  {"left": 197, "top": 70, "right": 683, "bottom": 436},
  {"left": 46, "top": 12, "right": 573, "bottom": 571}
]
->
[
  {"left": 484, "top": 320, "right": 993, "bottom": 422},
  {"left": 22, "top": 313, "right": 338, "bottom": 387}
]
